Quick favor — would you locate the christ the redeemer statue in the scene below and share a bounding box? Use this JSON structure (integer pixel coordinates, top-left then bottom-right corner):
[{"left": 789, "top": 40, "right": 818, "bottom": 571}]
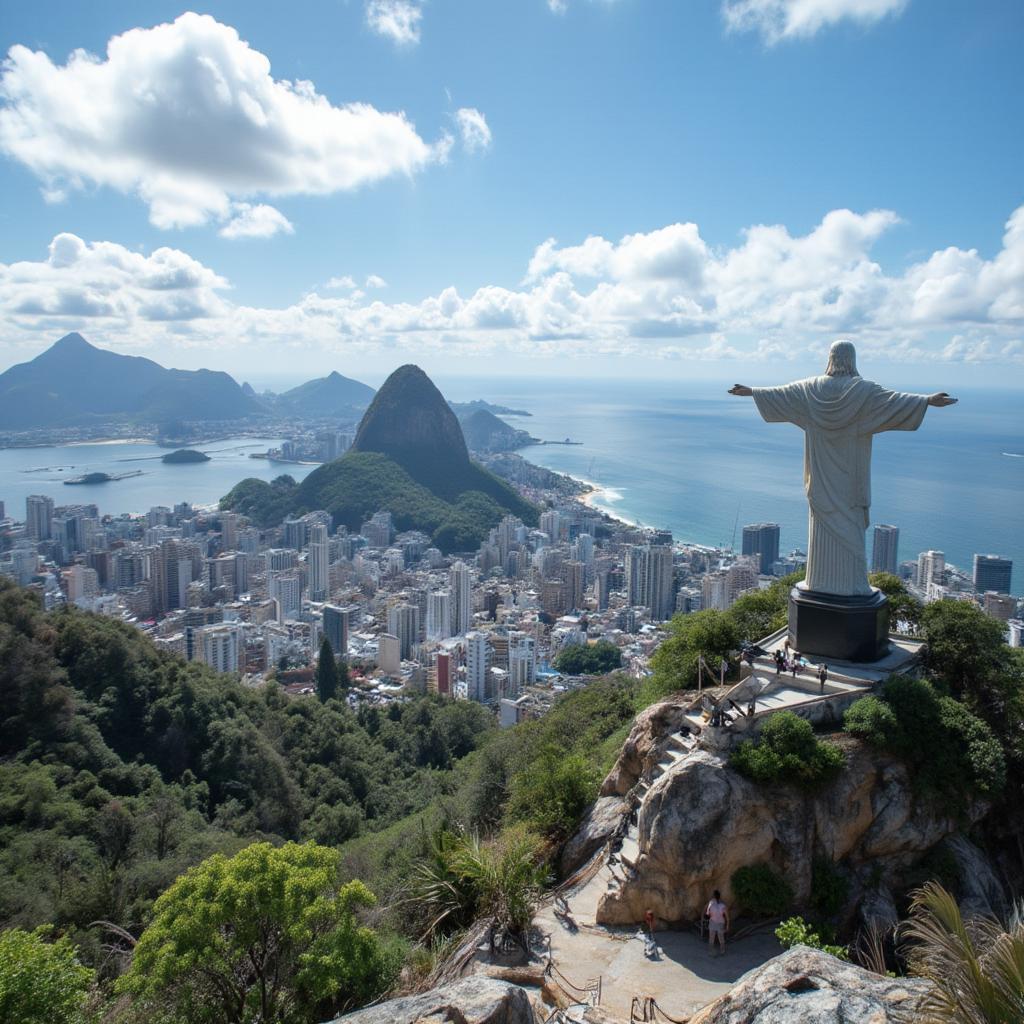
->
[{"left": 729, "top": 341, "right": 955, "bottom": 659}]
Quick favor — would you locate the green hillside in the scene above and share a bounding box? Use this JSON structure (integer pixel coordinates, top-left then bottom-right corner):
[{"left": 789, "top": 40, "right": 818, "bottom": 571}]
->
[{"left": 222, "top": 451, "right": 535, "bottom": 552}]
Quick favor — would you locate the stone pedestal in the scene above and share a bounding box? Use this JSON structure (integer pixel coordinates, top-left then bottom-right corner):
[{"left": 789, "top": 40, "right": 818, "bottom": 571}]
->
[{"left": 789, "top": 584, "right": 889, "bottom": 663}]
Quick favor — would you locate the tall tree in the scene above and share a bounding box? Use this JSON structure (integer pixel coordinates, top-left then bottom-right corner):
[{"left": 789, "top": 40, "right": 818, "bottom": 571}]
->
[
  {"left": 118, "top": 842, "right": 400, "bottom": 1024},
  {"left": 317, "top": 638, "right": 339, "bottom": 703}
]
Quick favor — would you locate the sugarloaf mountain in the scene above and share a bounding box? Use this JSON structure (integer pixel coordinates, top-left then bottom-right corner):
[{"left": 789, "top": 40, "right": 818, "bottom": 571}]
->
[{"left": 221, "top": 365, "right": 537, "bottom": 552}]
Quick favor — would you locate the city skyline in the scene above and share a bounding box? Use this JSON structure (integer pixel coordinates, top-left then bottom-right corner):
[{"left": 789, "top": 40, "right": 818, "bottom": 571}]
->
[{"left": 1, "top": 3, "right": 1022, "bottom": 382}]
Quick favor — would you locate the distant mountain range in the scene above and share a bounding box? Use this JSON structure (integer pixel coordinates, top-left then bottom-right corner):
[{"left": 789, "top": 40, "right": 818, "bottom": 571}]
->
[
  {"left": 0, "top": 334, "right": 530, "bottom": 442},
  {"left": 0, "top": 333, "right": 264, "bottom": 429},
  {"left": 222, "top": 364, "right": 537, "bottom": 552}
]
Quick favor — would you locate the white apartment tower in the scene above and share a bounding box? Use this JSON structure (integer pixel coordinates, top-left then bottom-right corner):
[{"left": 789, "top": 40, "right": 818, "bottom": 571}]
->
[
  {"left": 507, "top": 631, "right": 536, "bottom": 694},
  {"left": 426, "top": 590, "right": 451, "bottom": 640},
  {"left": 465, "top": 631, "right": 491, "bottom": 702},
  {"left": 917, "top": 550, "right": 945, "bottom": 590},
  {"left": 308, "top": 523, "right": 330, "bottom": 603}
]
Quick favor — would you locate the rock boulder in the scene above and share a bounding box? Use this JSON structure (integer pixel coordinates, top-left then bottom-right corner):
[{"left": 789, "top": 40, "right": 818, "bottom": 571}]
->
[
  {"left": 688, "top": 946, "right": 930, "bottom": 1023},
  {"left": 328, "top": 976, "right": 535, "bottom": 1024}
]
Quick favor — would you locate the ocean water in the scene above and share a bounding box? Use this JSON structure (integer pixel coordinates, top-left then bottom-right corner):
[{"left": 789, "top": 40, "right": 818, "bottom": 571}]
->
[
  {"left": 0, "top": 437, "right": 316, "bottom": 518},
  {"left": 1, "top": 382, "right": 1021, "bottom": 597},
  {"left": 446, "top": 378, "right": 1024, "bottom": 596}
]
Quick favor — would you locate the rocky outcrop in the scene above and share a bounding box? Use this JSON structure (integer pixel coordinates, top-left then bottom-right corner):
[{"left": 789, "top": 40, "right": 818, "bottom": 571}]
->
[
  {"left": 596, "top": 740, "right": 986, "bottom": 926},
  {"left": 600, "top": 695, "right": 699, "bottom": 797},
  {"left": 559, "top": 795, "right": 626, "bottom": 876},
  {"left": 688, "top": 946, "right": 930, "bottom": 1023},
  {"left": 353, "top": 364, "right": 471, "bottom": 469},
  {"left": 940, "top": 833, "right": 1007, "bottom": 920},
  {"left": 329, "top": 977, "right": 535, "bottom": 1023}
]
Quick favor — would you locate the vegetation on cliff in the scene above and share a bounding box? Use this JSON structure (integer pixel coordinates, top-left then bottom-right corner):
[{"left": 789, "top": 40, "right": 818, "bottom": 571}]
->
[{"left": 221, "top": 364, "right": 537, "bottom": 552}]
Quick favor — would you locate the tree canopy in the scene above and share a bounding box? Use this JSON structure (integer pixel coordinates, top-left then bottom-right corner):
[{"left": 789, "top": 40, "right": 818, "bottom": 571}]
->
[
  {"left": 119, "top": 841, "right": 401, "bottom": 1024},
  {"left": 552, "top": 639, "right": 622, "bottom": 675}
]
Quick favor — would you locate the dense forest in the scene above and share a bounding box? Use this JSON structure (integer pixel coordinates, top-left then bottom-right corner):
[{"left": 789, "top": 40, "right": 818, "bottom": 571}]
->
[
  {"left": 3, "top": 571, "right": 1023, "bottom": 1021},
  {"left": 0, "top": 576, "right": 635, "bottom": 1020}
]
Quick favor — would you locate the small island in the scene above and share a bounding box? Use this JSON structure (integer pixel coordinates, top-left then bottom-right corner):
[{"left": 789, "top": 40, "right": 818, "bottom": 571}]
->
[{"left": 162, "top": 448, "right": 211, "bottom": 464}]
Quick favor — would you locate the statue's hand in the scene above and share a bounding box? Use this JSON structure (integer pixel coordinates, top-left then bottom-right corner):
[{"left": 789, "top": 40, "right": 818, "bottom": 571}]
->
[
  {"left": 928, "top": 392, "right": 958, "bottom": 407},
  {"left": 728, "top": 385, "right": 753, "bottom": 397}
]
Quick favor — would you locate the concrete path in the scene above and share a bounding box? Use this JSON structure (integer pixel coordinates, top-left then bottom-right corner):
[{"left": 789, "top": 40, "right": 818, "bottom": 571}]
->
[{"left": 536, "top": 884, "right": 782, "bottom": 1021}]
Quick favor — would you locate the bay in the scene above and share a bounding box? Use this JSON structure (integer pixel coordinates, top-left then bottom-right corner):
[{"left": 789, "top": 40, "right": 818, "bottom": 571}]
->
[
  {"left": 0, "top": 437, "right": 316, "bottom": 518},
  {"left": 445, "top": 378, "right": 1024, "bottom": 597}
]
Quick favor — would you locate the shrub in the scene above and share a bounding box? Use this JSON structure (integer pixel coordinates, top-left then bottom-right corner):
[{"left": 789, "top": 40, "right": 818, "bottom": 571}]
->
[
  {"left": 810, "top": 855, "right": 849, "bottom": 919},
  {"left": 775, "top": 916, "right": 848, "bottom": 959},
  {"left": 843, "top": 695, "right": 899, "bottom": 747},
  {"left": 0, "top": 927, "right": 94, "bottom": 1024},
  {"left": 506, "top": 746, "right": 600, "bottom": 840},
  {"left": 731, "top": 864, "right": 794, "bottom": 917},
  {"left": 731, "top": 711, "right": 845, "bottom": 791},
  {"left": 843, "top": 677, "right": 1006, "bottom": 803}
]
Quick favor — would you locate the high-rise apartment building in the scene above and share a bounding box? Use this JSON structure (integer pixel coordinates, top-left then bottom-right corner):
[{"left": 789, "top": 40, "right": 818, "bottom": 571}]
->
[
  {"left": 269, "top": 572, "right": 302, "bottom": 622},
  {"left": 562, "top": 560, "right": 586, "bottom": 611},
  {"left": 387, "top": 602, "right": 420, "bottom": 660},
  {"left": 741, "top": 523, "right": 780, "bottom": 575},
  {"left": 465, "top": 631, "right": 491, "bottom": 702},
  {"left": 426, "top": 590, "right": 451, "bottom": 640},
  {"left": 25, "top": 495, "right": 54, "bottom": 541},
  {"left": 308, "top": 523, "right": 330, "bottom": 602},
  {"left": 917, "top": 550, "right": 946, "bottom": 590},
  {"left": 974, "top": 554, "right": 1012, "bottom": 595},
  {"left": 66, "top": 564, "right": 98, "bottom": 606},
  {"left": 220, "top": 512, "right": 238, "bottom": 551},
  {"left": 625, "top": 544, "right": 675, "bottom": 621},
  {"left": 377, "top": 634, "right": 400, "bottom": 675},
  {"left": 702, "top": 571, "right": 730, "bottom": 611},
  {"left": 198, "top": 624, "right": 241, "bottom": 673},
  {"left": 507, "top": 631, "right": 536, "bottom": 694},
  {"left": 448, "top": 560, "right": 472, "bottom": 636},
  {"left": 322, "top": 604, "right": 353, "bottom": 660},
  {"left": 539, "top": 510, "right": 561, "bottom": 543},
  {"left": 871, "top": 524, "right": 900, "bottom": 575}
]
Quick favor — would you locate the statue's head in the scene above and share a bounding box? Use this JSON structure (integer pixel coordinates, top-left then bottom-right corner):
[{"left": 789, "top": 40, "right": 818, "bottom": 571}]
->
[{"left": 825, "top": 340, "right": 859, "bottom": 377}]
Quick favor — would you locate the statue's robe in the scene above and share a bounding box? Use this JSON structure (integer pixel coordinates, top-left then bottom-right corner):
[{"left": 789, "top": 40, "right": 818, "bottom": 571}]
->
[{"left": 752, "top": 375, "right": 929, "bottom": 596}]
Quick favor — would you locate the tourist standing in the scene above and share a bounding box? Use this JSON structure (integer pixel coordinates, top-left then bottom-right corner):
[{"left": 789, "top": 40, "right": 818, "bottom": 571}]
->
[
  {"left": 818, "top": 664, "right": 828, "bottom": 694},
  {"left": 705, "top": 890, "right": 730, "bottom": 956}
]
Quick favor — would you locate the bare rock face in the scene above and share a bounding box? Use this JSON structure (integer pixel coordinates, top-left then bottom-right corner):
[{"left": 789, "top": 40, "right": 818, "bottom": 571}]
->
[
  {"left": 600, "top": 697, "right": 692, "bottom": 797},
  {"left": 688, "top": 946, "right": 930, "bottom": 1023},
  {"left": 559, "top": 795, "right": 626, "bottom": 876},
  {"left": 596, "top": 741, "right": 983, "bottom": 926},
  {"left": 328, "top": 976, "right": 535, "bottom": 1024}
]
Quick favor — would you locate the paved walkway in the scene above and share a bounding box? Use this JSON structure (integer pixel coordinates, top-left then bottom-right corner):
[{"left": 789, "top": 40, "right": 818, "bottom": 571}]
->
[{"left": 536, "top": 862, "right": 782, "bottom": 1021}]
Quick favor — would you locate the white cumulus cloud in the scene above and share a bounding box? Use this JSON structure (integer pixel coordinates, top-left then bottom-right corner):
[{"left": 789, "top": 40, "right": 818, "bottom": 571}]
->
[
  {"left": 455, "top": 108, "right": 492, "bottom": 153},
  {"left": 365, "top": 274, "right": 388, "bottom": 289},
  {"left": 723, "top": 0, "right": 908, "bottom": 43},
  {"left": 365, "top": 0, "right": 423, "bottom": 46},
  {"left": 2, "top": 205, "right": 1022, "bottom": 368},
  {"left": 219, "top": 203, "right": 294, "bottom": 240},
  {"left": 0, "top": 12, "right": 446, "bottom": 229}
]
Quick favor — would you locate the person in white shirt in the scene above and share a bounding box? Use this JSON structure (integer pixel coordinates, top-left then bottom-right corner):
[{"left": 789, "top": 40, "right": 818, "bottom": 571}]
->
[{"left": 705, "top": 889, "right": 730, "bottom": 956}]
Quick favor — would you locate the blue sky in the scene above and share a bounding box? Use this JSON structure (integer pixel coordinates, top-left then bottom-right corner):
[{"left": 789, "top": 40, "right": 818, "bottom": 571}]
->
[{"left": 0, "top": 0, "right": 1021, "bottom": 388}]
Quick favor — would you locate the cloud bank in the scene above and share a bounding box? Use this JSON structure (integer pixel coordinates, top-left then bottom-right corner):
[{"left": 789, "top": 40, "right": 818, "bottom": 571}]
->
[{"left": 2, "top": 206, "right": 1021, "bottom": 368}]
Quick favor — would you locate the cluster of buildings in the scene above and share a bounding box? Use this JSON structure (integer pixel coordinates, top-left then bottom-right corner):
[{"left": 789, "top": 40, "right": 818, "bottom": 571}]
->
[
  {"left": 869, "top": 523, "right": 1020, "bottom": 642},
  {"left": 2, "top": 488, "right": 1019, "bottom": 728}
]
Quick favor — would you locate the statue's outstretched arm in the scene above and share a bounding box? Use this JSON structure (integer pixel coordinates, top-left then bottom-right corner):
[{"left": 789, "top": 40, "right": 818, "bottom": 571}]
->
[
  {"left": 728, "top": 385, "right": 753, "bottom": 397},
  {"left": 928, "top": 392, "right": 957, "bottom": 407}
]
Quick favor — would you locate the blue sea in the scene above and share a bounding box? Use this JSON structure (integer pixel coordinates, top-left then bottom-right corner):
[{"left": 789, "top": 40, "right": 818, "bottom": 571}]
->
[
  {"left": 446, "top": 378, "right": 1024, "bottom": 596},
  {"left": 1, "top": 380, "right": 1021, "bottom": 596}
]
